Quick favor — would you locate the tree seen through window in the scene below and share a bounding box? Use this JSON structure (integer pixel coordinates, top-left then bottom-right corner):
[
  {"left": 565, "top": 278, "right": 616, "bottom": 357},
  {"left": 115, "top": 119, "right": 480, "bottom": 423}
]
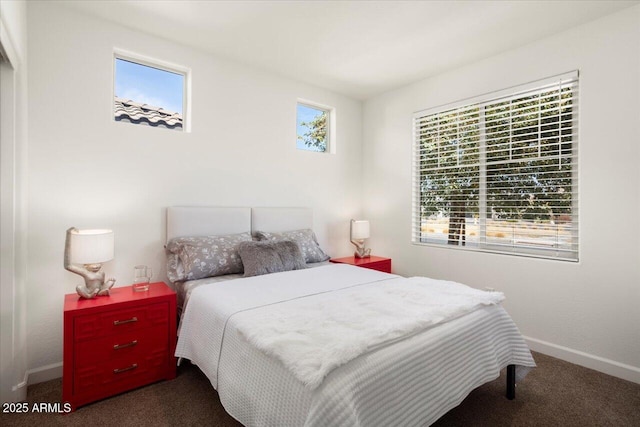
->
[{"left": 414, "top": 73, "right": 578, "bottom": 260}]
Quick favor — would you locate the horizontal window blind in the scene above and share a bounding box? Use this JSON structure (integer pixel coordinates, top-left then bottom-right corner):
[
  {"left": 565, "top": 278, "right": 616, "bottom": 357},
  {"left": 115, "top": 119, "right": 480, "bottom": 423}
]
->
[{"left": 412, "top": 71, "right": 579, "bottom": 261}]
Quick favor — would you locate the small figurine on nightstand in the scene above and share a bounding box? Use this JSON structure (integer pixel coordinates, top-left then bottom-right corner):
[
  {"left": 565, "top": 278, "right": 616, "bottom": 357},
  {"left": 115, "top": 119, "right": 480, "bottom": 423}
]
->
[
  {"left": 64, "top": 227, "right": 116, "bottom": 299},
  {"left": 68, "top": 264, "right": 116, "bottom": 298}
]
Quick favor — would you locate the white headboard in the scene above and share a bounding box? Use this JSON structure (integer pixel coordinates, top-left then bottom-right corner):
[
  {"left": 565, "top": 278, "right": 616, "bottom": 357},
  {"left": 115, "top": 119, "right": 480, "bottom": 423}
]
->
[
  {"left": 166, "top": 206, "right": 313, "bottom": 242},
  {"left": 251, "top": 207, "right": 312, "bottom": 233},
  {"left": 166, "top": 207, "right": 251, "bottom": 242}
]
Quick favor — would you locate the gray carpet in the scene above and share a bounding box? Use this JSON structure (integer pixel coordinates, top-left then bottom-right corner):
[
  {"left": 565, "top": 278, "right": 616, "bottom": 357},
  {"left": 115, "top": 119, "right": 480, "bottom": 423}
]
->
[{"left": 1, "top": 351, "right": 638, "bottom": 426}]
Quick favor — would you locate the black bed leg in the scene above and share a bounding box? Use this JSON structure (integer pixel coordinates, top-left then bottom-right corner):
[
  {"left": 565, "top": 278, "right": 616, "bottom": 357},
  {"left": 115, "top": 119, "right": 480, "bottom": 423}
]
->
[{"left": 506, "top": 364, "right": 516, "bottom": 400}]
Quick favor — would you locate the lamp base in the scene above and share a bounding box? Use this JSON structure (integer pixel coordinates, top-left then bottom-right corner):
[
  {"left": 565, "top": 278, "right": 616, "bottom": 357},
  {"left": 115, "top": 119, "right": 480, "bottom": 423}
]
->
[
  {"left": 76, "top": 283, "right": 100, "bottom": 299},
  {"left": 72, "top": 264, "right": 116, "bottom": 299},
  {"left": 354, "top": 248, "right": 371, "bottom": 258}
]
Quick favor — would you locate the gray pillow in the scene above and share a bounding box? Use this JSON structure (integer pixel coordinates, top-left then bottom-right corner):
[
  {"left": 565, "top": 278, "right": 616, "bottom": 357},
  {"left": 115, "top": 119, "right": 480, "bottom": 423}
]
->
[
  {"left": 165, "top": 232, "right": 253, "bottom": 282},
  {"left": 254, "top": 229, "right": 330, "bottom": 263},
  {"left": 237, "top": 240, "right": 307, "bottom": 277}
]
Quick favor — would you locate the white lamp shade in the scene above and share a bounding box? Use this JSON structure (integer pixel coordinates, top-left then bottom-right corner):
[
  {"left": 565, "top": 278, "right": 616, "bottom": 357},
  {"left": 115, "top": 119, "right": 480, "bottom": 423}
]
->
[
  {"left": 69, "top": 229, "right": 114, "bottom": 264},
  {"left": 351, "top": 220, "right": 370, "bottom": 240}
]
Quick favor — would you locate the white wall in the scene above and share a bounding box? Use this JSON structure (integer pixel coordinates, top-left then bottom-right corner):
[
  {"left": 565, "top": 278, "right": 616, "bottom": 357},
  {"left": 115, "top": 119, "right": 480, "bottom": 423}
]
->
[
  {"left": 0, "top": 0, "right": 29, "bottom": 402},
  {"left": 362, "top": 6, "right": 640, "bottom": 382},
  {"left": 25, "top": 2, "right": 363, "bottom": 377}
]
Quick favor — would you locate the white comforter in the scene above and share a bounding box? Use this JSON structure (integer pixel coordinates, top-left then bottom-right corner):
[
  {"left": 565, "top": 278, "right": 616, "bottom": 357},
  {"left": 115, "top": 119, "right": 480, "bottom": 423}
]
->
[
  {"left": 235, "top": 276, "right": 504, "bottom": 388},
  {"left": 176, "top": 264, "right": 535, "bottom": 427},
  {"left": 177, "top": 264, "right": 394, "bottom": 387}
]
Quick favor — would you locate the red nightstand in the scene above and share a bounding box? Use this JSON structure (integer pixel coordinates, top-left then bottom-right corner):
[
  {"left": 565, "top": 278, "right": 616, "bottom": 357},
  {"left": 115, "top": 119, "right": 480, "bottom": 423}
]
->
[
  {"left": 63, "top": 282, "right": 177, "bottom": 410},
  {"left": 330, "top": 256, "right": 392, "bottom": 273}
]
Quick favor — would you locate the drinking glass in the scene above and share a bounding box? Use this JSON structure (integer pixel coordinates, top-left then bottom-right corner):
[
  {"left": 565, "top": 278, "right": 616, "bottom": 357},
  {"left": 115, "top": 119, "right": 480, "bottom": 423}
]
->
[{"left": 132, "top": 265, "right": 152, "bottom": 292}]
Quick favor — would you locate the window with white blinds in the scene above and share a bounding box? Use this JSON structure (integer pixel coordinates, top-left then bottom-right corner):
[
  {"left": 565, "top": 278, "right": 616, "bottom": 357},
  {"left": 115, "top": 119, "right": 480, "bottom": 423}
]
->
[{"left": 412, "top": 71, "right": 579, "bottom": 261}]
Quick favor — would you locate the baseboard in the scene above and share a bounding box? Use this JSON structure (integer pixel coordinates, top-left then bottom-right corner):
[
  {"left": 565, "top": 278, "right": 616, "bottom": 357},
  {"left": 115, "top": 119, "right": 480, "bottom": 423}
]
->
[
  {"left": 1, "top": 371, "right": 28, "bottom": 402},
  {"left": 13, "top": 370, "right": 27, "bottom": 392},
  {"left": 26, "top": 362, "right": 62, "bottom": 385},
  {"left": 524, "top": 336, "right": 640, "bottom": 384}
]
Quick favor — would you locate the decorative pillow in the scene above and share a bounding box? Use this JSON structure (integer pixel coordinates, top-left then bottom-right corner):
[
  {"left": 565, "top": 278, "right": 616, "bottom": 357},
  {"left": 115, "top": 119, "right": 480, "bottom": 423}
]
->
[
  {"left": 254, "top": 229, "right": 330, "bottom": 263},
  {"left": 237, "top": 240, "right": 307, "bottom": 277},
  {"left": 165, "top": 232, "right": 253, "bottom": 282}
]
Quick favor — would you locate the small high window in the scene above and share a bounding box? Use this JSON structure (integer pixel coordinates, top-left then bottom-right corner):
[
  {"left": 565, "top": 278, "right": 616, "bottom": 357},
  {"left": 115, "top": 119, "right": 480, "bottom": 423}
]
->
[
  {"left": 297, "top": 102, "right": 331, "bottom": 152},
  {"left": 114, "top": 52, "right": 188, "bottom": 131}
]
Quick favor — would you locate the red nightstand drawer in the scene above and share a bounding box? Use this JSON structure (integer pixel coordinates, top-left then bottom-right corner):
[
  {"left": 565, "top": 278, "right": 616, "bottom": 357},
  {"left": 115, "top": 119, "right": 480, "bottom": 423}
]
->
[
  {"left": 75, "top": 324, "right": 169, "bottom": 366},
  {"left": 74, "top": 302, "right": 169, "bottom": 341},
  {"left": 74, "top": 347, "right": 168, "bottom": 396}
]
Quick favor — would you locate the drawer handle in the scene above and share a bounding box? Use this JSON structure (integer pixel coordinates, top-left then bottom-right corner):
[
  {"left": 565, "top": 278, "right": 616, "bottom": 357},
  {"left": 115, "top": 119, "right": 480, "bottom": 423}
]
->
[
  {"left": 113, "top": 340, "right": 138, "bottom": 350},
  {"left": 113, "top": 364, "right": 138, "bottom": 374},
  {"left": 113, "top": 317, "right": 138, "bottom": 326}
]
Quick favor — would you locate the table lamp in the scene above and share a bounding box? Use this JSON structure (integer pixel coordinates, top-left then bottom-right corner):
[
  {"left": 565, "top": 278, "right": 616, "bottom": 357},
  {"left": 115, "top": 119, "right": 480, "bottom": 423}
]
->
[
  {"left": 350, "top": 219, "right": 371, "bottom": 258},
  {"left": 64, "top": 227, "right": 116, "bottom": 298}
]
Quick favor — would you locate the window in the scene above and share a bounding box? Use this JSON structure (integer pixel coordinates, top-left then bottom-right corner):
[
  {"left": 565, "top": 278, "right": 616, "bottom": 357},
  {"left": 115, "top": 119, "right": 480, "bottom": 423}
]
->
[
  {"left": 297, "top": 102, "right": 331, "bottom": 152},
  {"left": 412, "top": 71, "right": 579, "bottom": 261},
  {"left": 114, "top": 52, "right": 188, "bottom": 131}
]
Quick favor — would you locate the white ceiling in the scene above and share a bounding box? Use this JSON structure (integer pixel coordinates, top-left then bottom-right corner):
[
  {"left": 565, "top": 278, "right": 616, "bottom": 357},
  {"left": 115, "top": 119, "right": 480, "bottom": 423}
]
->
[{"left": 61, "top": 0, "right": 638, "bottom": 100}]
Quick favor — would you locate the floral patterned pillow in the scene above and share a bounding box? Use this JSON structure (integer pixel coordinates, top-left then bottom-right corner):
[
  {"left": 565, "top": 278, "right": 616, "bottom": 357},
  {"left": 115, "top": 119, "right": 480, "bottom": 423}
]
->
[
  {"left": 166, "top": 232, "right": 253, "bottom": 282},
  {"left": 254, "top": 229, "right": 330, "bottom": 264}
]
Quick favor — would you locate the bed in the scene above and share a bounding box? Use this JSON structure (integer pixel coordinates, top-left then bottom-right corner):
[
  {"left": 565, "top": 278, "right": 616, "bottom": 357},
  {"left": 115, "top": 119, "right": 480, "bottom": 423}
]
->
[{"left": 168, "top": 206, "right": 535, "bottom": 426}]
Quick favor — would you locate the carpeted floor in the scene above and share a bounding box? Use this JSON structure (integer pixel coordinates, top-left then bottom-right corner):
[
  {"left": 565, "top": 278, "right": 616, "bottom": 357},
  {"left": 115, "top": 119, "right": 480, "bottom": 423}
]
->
[{"left": 1, "top": 351, "right": 638, "bottom": 426}]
